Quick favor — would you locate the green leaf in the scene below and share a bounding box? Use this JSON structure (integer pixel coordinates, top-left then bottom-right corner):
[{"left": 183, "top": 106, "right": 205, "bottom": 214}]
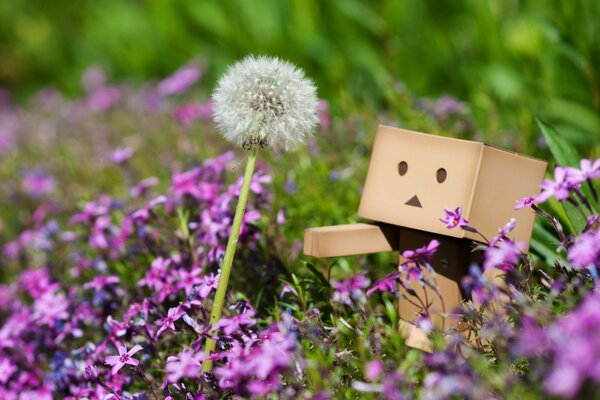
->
[
  {"left": 536, "top": 119, "right": 579, "bottom": 167},
  {"left": 304, "top": 261, "right": 331, "bottom": 287}
]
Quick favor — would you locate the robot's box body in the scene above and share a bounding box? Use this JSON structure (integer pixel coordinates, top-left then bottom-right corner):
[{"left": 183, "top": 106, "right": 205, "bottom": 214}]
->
[{"left": 304, "top": 125, "right": 547, "bottom": 339}]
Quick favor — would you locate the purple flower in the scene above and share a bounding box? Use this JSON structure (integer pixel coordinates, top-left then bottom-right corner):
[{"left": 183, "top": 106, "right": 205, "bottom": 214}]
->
[
  {"left": 214, "top": 330, "right": 294, "bottom": 396},
  {"left": 515, "top": 316, "right": 549, "bottom": 356},
  {"left": 83, "top": 275, "right": 120, "bottom": 292},
  {"left": 87, "top": 86, "right": 121, "bottom": 113},
  {"left": 33, "top": 290, "right": 69, "bottom": 326},
  {"left": 489, "top": 218, "right": 516, "bottom": 246},
  {"left": 483, "top": 240, "right": 525, "bottom": 271},
  {"left": 566, "top": 159, "right": 600, "bottom": 186},
  {"left": 22, "top": 170, "right": 56, "bottom": 197},
  {"left": 400, "top": 263, "right": 422, "bottom": 282},
  {"left": 110, "top": 147, "right": 133, "bottom": 165},
  {"left": 84, "top": 364, "right": 99, "bottom": 380},
  {"left": 568, "top": 230, "right": 600, "bottom": 268},
  {"left": 165, "top": 349, "right": 204, "bottom": 383},
  {"left": 138, "top": 257, "right": 171, "bottom": 292},
  {"left": 318, "top": 100, "right": 331, "bottom": 128},
  {"left": 439, "top": 207, "right": 469, "bottom": 229},
  {"left": 544, "top": 365, "right": 582, "bottom": 399},
  {"left": 366, "top": 272, "right": 400, "bottom": 296},
  {"left": 280, "top": 283, "right": 299, "bottom": 298},
  {"left": 433, "top": 95, "right": 467, "bottom": 119},
  {"left": 216, "top": 308, "right": 257, "bottom": 335},
  {"left": 0, "top": 357, "right": 16, "bottom": 384},
  {"left": 381, "top": 371, "right": 406, "bottom": 400},
  {"left": 514, "top": 195, "right": 537, "bottom": 210},
  {"left": 537, "top": 167, "right": 574, "bottom": 203},
  {"left": 365, "top": 360, "right": 384, "bottom": 381},
  {"left": 461, "top": 265, "right": 496, "bottom": 306},
  {"left": 402, "top": 239, "right": 440, "bottom": 262},
  {"left": 332, "top": 273, "right": 370, "bottom": 305},
  {"left": 177, "top": 268, "right": 203, "bottom": 296},
  {"left": 158, "top": 65, "right": 202, "bottom": 96},
  {"left": 130, "top": 176, "right": 159, "bottom": 198},
  {"left": 174, "top": 101, "right": 213, "bottom": 125},
  {"left": 105, "top": 344, "right": 143, "bottom": 375},
  {"left": 156, "top": 306, "right": 186, "bottom": 338},
  {"left": 81, "top": 66, "right": 106, "bottom": 91},
  {"left": 196, "top": 272, "right": 219, "bottom": 299}
]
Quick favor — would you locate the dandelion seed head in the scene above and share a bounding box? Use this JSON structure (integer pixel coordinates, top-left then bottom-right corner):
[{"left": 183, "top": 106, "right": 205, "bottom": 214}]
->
[{"left": 212, "top": 55, "right": 319, "bottom": 152}]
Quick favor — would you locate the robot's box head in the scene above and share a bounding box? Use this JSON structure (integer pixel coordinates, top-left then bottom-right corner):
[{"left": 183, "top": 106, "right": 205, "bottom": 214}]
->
[{"left": 358, "top": 125, "right": 547, "bottom": 246}]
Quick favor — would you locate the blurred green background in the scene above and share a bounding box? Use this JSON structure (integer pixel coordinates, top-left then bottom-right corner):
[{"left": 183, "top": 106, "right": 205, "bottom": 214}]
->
[{"left": 1, "top": 0, "right": 599, "bottom": 154}]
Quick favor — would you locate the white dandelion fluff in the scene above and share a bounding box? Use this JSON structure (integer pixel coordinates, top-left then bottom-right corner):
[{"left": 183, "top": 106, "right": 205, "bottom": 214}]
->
[{"left": 212, "top": 55, "right": 319, "bottom": 152}]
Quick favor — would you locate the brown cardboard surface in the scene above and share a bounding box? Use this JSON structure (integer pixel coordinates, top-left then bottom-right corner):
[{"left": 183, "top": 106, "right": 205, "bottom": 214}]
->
[
  {"left": 358, "top": 125, "right": 481, "bottom": 239},
  {"left": 358, "top": 125, "right": 547, "bottom": 245},
  {"left": 465, "top": 145, "right": 547, "bottom": 249},
  {"left": 303, "top": 223, "right": 399, "bottom": 257}
]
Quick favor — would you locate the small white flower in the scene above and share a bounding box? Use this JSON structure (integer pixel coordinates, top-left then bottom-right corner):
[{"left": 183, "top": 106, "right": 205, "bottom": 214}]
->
[{"left": 212, "top": 55, "right": 319, "bottom": 152}]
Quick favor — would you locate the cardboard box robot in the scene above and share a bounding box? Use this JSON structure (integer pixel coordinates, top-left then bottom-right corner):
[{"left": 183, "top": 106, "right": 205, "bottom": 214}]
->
[{"left": 304, "top": 125, "right": 547, "bottom": 348}]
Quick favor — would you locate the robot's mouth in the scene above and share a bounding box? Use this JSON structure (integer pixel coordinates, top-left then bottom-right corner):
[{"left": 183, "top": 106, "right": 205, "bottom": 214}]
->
[{"left": 405, "top": 195, "right": 422, "bottom": 208}]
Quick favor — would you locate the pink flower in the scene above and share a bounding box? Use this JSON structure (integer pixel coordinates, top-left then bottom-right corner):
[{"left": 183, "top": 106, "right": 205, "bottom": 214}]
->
[
  {"left": 216, "top": 308, "right": 257, "bottom": 335},
  {"left": 130, "top": 176, "right": 159, "bottom": 198},
  {"left": 165, "top": 349, "right": 205, "bottom": 383},
  {"left": 568, "top": 230, "right": 600, "bottom": 269},
  {"left": 514, "top": 195, "right": 536, "bottom": 210},
  {"left": 22, "top": 170, "right": 56, "bottom": 197},
  {"left": 0, "top": 357, "right": 16, "bottom": 384},
  {"left": 176, "top": 268, "right": 203, "bottom": 296},
  {"left": 110, "top": 147, "right": 133, "bottom": 165},
  {"left": 87, "top": 86, "right": 121, "bottom": 113},
  {"left": 332, "top": 273, "right": 370, "bottom": 305},
  {"left": 83, "top": 275, "right": 120, "bottom": 292},
  {"left": 402, "top": 239, "right": 440, "bottom": 262},
  {"left": 566, "top": 159, "right": 600, "bottom": 186},
  {"left": 365, "top": 360, "right": 384, "bottom": 381},
  {"left": 158, "top": 66, "right": 202, "bottom": 96},
  {"left": 33, "top": 290, "right": 69, "bottom": 326},
  {"left": 489, "top": 218, "right": 517, "bottom": 246},
  {"left": 439, "top": 207, "right": 469, "bottom": 229},
  {"left": 537, "top": 167, "right": 574, "bottom": 203},
  {"left": 484, "top": 240, "right": 526, "bottom": 271},
  {"left": 366, "top": 272, "right": 400, "bottom": 296},
  {"left": 196, "top": 272, "right": 219, "bottom": 299},
  {"left": 174, "top": 101, "right": 213, "bottom": 125},
  {"left": 318, "top": 100, "right": 331, "bottom": 128},
  {"left": 156, "top": 306, "right": 187, "bottom": 338},
  {"left": 105, "top": 344, "right": 143, "bottom": 375}
]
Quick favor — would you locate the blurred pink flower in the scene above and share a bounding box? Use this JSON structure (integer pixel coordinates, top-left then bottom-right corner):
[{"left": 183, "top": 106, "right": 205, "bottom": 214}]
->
[
  {"left": 158, "top": 65, "right": 202, "bottom": 96},
  {"left": 22, "top": 170, "right": 56, "bottom": 197},
  {"left": 87, "top": 86, "right": 121, "bottom": 113},
  {"left": 110, "top": 147, "right": 133, "bottom": 165},
  {"left": 174, "top": 100, "right": 213, "bottom": 125}
]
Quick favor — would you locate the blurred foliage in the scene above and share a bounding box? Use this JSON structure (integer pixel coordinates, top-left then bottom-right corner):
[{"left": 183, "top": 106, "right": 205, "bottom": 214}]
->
[{"left": 1, "top": 0, "right": 600, "bottom": 155}]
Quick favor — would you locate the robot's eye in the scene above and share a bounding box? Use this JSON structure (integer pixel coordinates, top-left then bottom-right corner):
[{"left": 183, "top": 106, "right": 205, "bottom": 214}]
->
[
  {"left": 398, "top": 161, "right": 408, "bottom": 176},
  {"left": 436, "top": 168, "right": 447, "bottom": 183}
]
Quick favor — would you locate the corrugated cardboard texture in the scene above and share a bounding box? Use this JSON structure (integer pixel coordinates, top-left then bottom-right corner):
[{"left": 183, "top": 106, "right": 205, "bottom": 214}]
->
[{"left": 303, "top": 223, "right": 399, "bottom": 257}]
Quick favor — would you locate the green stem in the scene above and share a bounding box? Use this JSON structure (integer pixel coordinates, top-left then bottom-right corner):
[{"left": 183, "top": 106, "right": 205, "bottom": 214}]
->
[{"left": 203, "top": 145, "right": 258, "bottom": 372}]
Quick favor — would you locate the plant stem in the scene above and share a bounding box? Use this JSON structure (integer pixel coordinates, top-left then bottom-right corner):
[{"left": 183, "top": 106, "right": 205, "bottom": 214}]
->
[{"left": 203, "top": 145, "right": 258, "bottom": 372}]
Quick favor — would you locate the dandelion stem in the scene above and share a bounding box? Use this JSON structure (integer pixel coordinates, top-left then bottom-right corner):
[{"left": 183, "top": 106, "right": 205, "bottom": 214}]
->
[{"left": 203, "top": 145, "right": 259, "bottom": 372}]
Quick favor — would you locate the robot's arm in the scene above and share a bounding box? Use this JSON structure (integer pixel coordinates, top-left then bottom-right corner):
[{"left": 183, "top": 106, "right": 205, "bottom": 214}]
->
[{"left": 303, "top": 222, "right": 399, "bottom": 258}]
